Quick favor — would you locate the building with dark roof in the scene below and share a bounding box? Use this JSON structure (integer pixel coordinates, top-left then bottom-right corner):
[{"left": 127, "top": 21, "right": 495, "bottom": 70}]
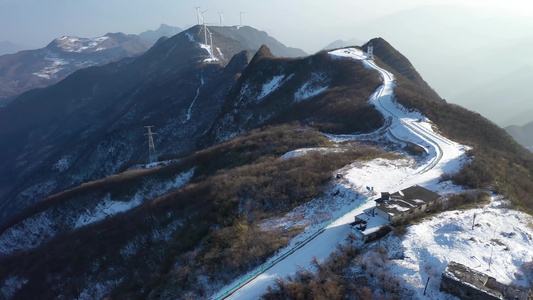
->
[
  {"left": 351, "top": 186, "right": 441, "bottom": 241},
  {"left": 375, "top": 185, "right": 440, "bottom": 223}
]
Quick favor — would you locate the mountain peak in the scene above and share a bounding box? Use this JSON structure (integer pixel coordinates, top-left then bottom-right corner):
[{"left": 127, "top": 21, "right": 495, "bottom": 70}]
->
[
  {"left": 250, "top": 44, "right": 274, "bottom": 64},
  {"left": 364, "top": 37, "right": 440, "bottom": 98},
  {"left": 47, "top": 35, "right": 111, "bottom": 53},
  {"left": 138, "top": 24, "right": 183, "bottom": 41}
]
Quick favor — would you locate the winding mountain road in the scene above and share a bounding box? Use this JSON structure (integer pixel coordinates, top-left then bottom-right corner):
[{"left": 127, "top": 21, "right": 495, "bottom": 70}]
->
[{"left": 213, "top": 48, "right": 467, "bottom": 300}]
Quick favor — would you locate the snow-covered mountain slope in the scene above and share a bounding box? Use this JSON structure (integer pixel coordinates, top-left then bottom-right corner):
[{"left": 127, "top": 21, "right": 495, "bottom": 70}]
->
[
  {"left": 214, "top": 48, "right": 470, "bottom": 299},
  {"left": 0, "top": 26, "right": 316, "bottom": 226},
  {"left": 215, "top": 47, "right": 533, "bottom": 300},
  {"left": 0, "top": 167, "right": 194, "bottom": 255},
  {"left": 378, "top": 197, "right": 533, "bottom": 298},
  {"left": 0, "top": 32, "right": 152, "bottom": 101},
  {"left": 2, "top": 26, "right": 533, "bottom": 299},
  {"left": 52, "top": 36, "right": 111, "bottom": 53},
  {"left": 0, "top": 26, "right": 251, "bottom": 225},
  {"left": 206, "top": 46, "right": 382, "bottom": 146}
]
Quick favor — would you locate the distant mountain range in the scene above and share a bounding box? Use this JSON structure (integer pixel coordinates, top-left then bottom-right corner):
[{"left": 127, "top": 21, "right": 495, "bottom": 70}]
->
[
  {"left": 505, "top": 122, "right": 533, "bottom": 151},
  {"left": 138, "top": 24, "right": 183, "bottom": 42},
  {"left": 0, "top": 41, "right": 32, "bottom": 56},
  {"left": 0, "top": 32, "right": 153, "bottom": 104},
  {"left": 0, "top": 25, "right": 185, "bottom": 105},
  {"left": 208, "top": 26, "right": 307, "bottom": 58},
  {"left": 323, "top": 38, "right": 366, "bottom": 50},
  {"left": 341, "top": 5, "right": 533, "bottom": 127}
]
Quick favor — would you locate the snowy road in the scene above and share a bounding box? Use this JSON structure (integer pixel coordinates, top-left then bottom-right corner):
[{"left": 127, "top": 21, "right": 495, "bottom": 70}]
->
[{"left": 213, "top": 48, "right": 468, "bottom": 300}]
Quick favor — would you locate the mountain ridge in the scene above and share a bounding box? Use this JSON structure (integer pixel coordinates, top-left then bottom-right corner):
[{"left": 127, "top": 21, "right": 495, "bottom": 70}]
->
[
  {"left": 0, "top": 26, "right": 319, "bottom": 226},
  {"left": 0, "top": 32, "right": 153, "bottom": 103},
  {"left": 138, "top": 24, "right": 183, "bottom": 41},
  {"left": 1, "top": 24, "right": 533, "bottom": 300}
]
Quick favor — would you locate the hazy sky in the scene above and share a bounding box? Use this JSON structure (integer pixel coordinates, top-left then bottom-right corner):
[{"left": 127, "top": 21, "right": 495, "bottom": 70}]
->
[
  {"left": 3, "top": 0, "right": 533, "bottom": 126},
  {"left": 2, "top": 0, "right": 533, "bottom": 52}
]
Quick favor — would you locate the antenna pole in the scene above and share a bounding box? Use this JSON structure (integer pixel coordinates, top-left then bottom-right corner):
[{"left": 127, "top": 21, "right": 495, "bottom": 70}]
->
[
  {"left": 144, "top": 126, "right": 157, "bottom": 163},
  {"left": 240, "top": 12, "right": 244, "bottom": 27}
]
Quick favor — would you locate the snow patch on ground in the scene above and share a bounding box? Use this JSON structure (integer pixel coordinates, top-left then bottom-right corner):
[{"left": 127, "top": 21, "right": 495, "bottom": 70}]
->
[
  {"left": 185, "top": 70, "right": 204, "bottom": 122},
  {"left": 259, "top": 182, "right": 365, "bottom": 235},
  {"left": 75, "top": 193, "right": 142, "bottom": 228},
  {"left": 357, "top": 197, "right": 533, "bottom": 299},
  {"left": 19, "top": 179, "right": 56, "bottom": 200},
  {"left": 279, "top": 147, "right": 347, "bottom": 160},
  {"left": 33, "top": 53, "right": 70, "bottom": 79},
  {"left": 0, "top": 168, "right": 195, "bottom": 255},
  {"left": 258, "top": 75, "right": 285, "bottom": 100},
  {"left": 56, "top": 36, "right": 109, "bottom": 53},
  {"left": 75, "top": 168, "right": 195, "bottom": 228},
  {"left": 119, "top": 218, "right": 184, "bottom": 258},
  {"left": 78, "top": 278, "right": 123, "bottom": 300},
  {"left": 237, "top": 74, "right": 294, "bottom": 104},
  {"left": 199, "top": 43, "right": 219, "bottom": 62},
  {"left": 0, "top": 276, "right": 28, "bottom": 299},
  {"left": 185, "top": 32, "right": 219, "bottom": 62},
  {"left": 53, "top": 155, "right": 72, "bottom": 172},
  {"left": 0, "top": 210, "right": 57, "bottom": 255},
  {"left": 294, "top": 73, "right": 329, "bottom": 102}
]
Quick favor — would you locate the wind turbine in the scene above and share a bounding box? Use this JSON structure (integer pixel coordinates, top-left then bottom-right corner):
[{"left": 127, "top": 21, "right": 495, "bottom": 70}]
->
[
  {"left": 239, "top": 12, "right": 245, "bottom": 28},
  {"left": 201, "top": 10, "right": 208, "bottom": 46},
  {"left": 195, "top": 6, "right": 201, "bottom": 25},
  {"left": 197, "top": 10, "right": 216, "bottom": 59},
  {"left": 218, "top": 11, "right": 224, "bottom": 26},
  {"left": 209, "top": 31, "right": 214, "bottom": 58}
]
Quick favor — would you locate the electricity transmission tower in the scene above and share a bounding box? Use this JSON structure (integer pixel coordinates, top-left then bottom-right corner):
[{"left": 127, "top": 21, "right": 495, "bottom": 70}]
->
[{"left": 144, "top": 126, "right": 157, "bottom": 163}]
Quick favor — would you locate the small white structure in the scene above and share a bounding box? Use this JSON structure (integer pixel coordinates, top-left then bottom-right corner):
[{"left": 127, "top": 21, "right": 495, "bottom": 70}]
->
[{"left": 367, "top": 45, "right": 374, "bottom": 59}]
